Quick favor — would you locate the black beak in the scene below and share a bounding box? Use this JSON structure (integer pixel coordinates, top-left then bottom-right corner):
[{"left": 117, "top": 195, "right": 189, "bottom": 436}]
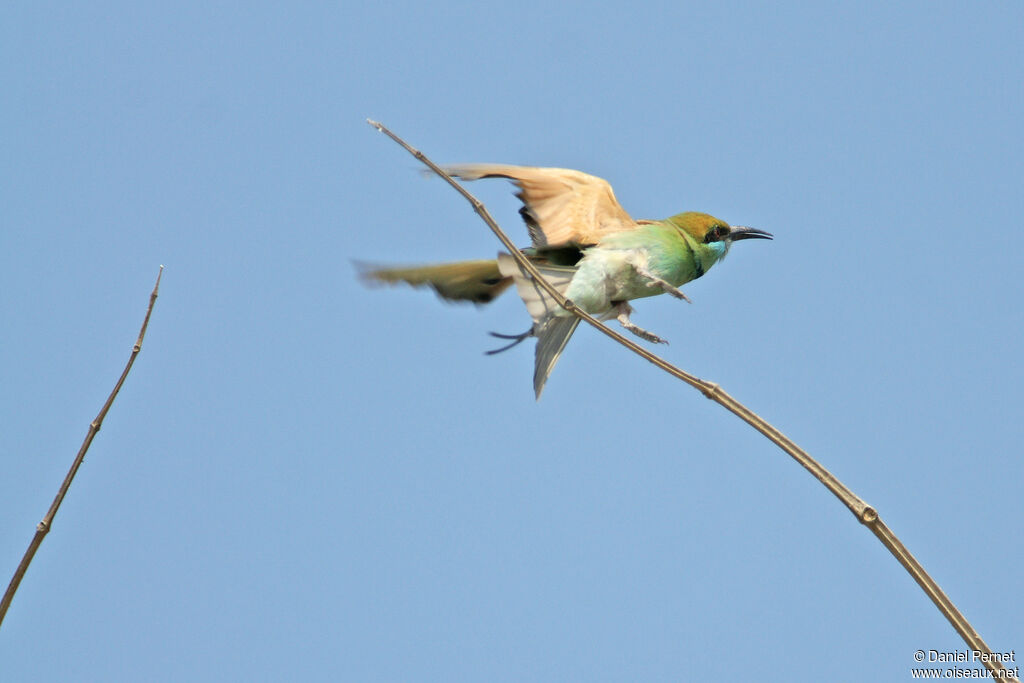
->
[{"left": 729, "top": 226, "right": 773, "bottom": 241}]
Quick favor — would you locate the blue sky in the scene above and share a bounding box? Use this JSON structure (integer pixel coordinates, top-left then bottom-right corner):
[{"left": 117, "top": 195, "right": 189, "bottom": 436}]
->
[{"left": 2, "top": 2, "right": 1021, "bottom": 681}]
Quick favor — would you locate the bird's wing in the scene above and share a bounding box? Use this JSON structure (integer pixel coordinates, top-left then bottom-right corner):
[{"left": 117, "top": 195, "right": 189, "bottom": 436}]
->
[
  {"left": 442, "top": 164, "right": 638, "bottom": 247},
  {"left": 357, "top": 260, "right": 511, "bottom": 304}
]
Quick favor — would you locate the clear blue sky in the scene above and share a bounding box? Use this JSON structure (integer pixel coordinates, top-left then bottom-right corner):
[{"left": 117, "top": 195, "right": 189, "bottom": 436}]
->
[{"left": 2, "top": 2, "right": 1021, "bottom": 681}]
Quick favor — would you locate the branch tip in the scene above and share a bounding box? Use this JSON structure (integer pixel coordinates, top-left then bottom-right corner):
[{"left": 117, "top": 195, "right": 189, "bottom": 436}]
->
[{"left": 0, "top": 273, "right": 162, "bottom": 630}]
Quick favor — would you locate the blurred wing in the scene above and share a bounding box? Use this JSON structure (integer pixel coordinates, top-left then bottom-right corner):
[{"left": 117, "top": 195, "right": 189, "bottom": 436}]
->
[
  {"left": 358, "top": 260, "right": 511, "bottom": 304},
  {"left": 442, "top": 164, "right": 637, "bottom": 247}
]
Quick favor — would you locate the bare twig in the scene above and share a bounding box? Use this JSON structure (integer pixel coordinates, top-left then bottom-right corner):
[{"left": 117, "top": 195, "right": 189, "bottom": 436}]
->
[
  {"left": 0, "top": 266, "right": 164, "bottom": 630},
  {"left": 366, "top": 119, "right": 1015, "bottom": 680}
]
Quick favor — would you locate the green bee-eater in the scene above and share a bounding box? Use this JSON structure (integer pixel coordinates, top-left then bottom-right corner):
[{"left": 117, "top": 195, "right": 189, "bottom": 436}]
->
[{"left": 362, "top": 164, "right": 771, "bottom": 397}]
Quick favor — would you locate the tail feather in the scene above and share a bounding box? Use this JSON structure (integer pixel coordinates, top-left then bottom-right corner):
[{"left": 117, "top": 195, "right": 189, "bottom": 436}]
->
[
  {"left": 359, "top": 260, "right": 511, "bottom": 304},
  {"left": 496, "top": 253, "right": 575, "bottom": 323},
  {"left": 533, "top": 317, "right": 580, "bottom": 398},
  {"left": 364, "top": 253, "right": 585, "bottom": 397},
  {"left": 496, "top": 253, "right": 581, "bottom": 398}
]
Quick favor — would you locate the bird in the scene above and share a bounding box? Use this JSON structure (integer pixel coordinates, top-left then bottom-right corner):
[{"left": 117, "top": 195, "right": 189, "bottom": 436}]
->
[{"left": 360, "top": 164, "right": 772, "bottom": 398}]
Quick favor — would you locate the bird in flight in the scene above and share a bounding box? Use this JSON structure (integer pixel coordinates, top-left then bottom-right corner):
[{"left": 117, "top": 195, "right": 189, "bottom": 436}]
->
[{"left": 361, "top": 164, "right": 772, "bottom": 398}]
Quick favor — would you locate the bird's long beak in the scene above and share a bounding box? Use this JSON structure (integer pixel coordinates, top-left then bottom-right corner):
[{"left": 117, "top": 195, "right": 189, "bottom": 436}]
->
[{"left": 729, "top": 226, "right": 773, "bottom": 241}]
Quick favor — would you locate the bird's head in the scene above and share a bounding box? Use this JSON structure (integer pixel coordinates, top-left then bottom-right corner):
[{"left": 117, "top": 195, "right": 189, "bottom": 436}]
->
[{"left": 665, "top": 212, "right": 772, "bottom": 262}]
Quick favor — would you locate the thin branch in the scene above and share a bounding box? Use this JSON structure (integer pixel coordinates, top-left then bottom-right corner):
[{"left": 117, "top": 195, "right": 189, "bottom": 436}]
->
[
  {"left": 0, "top": 266, "right": 164, "bottom": 630},
  {"left": 367, "top": 119, "right": 1015, "bottom": 681}
]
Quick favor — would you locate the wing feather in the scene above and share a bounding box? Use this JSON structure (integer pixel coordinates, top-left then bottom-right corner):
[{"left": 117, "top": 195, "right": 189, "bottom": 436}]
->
[{"left": 443, "top": 164, "right": 637, "bottom": 247}]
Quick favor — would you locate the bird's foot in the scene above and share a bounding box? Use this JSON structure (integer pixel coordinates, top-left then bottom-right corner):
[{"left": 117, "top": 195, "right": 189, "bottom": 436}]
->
[
  {"left": 616, "top": 312, "right": 669, "bottom": 345},
  {"left": 658, "top": 282, "right": 692, "bottom": 302},
  {"left": 485, "top": 327, "right": 534, "bottom": 355},
  {"left": 636, "top": 265, "right": 692, "bottom": 302}
]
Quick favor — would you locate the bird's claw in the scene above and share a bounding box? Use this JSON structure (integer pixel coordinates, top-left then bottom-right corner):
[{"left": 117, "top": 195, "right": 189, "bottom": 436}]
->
[
  {"left": 485, "top": 327, "right": 534, "bottom": 355},
  {"left": 643, "top": 274, "right": 691, "bottom": 302},
  {"left": 664, "top": 285, "right": 691, "bottom": 303},
  {"left": 616, "top": 312, "right": 669, "bottom": 345},
  {"left": 625, "top": 325, "right": 669, "bottom": 345}
]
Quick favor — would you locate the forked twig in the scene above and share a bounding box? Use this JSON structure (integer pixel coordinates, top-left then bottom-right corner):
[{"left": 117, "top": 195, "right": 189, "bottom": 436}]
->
[
  {"left": 367, "top": 119, "right": 1015, "bottom": 680},
  {"left": 0, "top": 266, "right": 164, "bottom": 630}
]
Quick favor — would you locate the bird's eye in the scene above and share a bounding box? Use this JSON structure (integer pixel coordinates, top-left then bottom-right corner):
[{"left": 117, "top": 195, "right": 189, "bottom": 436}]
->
[{"left": 704, "top": 225, "right": 729, "bottom": 243}]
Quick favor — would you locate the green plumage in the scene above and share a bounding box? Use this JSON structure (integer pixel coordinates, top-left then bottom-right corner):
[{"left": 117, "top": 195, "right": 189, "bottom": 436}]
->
[{"left": 360, "top": 165, "right": 771, "bottom": 397}]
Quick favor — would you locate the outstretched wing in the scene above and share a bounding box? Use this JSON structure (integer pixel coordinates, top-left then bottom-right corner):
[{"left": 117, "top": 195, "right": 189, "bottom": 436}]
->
[{"left": 442, "top": 164, "right": 637, "bottom": 247}]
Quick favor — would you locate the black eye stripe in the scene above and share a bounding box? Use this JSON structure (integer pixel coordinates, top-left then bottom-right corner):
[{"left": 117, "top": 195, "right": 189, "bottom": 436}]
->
[{"left": 704, "top": 225, "right": 730, "bottom": 243}]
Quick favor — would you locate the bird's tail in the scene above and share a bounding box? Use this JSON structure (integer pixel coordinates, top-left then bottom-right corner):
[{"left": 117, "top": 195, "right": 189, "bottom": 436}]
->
[
  {"left": 497, "top": 253, "right": 580, "bottom": 398},
  {"left": 358, "top": 259, "right": 512, "bottom": 304},
  {"left": 531, "top": 317, "right": 580, "bottom": 398}
]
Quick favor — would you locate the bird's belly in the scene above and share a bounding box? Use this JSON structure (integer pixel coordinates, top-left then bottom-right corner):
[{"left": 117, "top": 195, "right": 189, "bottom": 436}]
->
[{"left": 565, "top": 250, "right": 661, "bottom": 314}]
